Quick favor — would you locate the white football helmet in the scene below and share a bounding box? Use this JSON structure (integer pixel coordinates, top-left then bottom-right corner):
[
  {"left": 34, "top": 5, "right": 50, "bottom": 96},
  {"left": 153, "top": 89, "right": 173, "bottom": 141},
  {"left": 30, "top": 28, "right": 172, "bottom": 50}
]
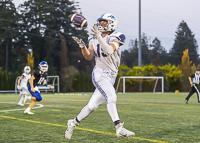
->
[
  {"left": 24, "top": 66, "right": 31, "bottom": 74},
  {"left": 39, "top": 61, "right": 48, "bottom": 72},
  {"left": 97, "top": 13, "right": 118, "bottom": 32}
]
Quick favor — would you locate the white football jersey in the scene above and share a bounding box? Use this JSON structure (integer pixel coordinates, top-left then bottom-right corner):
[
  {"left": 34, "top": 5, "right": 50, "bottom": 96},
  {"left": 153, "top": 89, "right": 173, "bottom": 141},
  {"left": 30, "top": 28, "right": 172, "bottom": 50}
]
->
[
  {"left": 20, "top": 73, "right": 31, "bottom": 87},
  {"left": 88, "top": 31, "right": 126, "bottom": 72}
]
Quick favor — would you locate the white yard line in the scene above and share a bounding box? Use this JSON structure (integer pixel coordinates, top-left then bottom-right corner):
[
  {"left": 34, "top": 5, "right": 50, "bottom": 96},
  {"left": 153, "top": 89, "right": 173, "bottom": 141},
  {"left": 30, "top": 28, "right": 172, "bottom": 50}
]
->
[{"left": 0, "top": 102, "right": 44, "bottom": 112}]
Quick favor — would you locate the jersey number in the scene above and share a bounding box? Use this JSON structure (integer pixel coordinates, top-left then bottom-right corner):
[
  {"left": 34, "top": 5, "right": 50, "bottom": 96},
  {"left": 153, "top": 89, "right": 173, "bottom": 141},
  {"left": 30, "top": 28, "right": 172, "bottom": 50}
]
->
[
  {"left": 38, "top": 77, "right": 45, "bottom": 85},
  {"left": 97, "top": 44, "right": 107, "bottom": 57}
]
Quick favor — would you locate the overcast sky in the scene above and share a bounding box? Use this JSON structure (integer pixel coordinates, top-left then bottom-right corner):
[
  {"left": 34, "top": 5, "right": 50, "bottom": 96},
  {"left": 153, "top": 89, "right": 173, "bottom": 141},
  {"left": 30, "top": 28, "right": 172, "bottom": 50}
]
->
[{"left": 13, "top": 0, "right": 200, "bottom": 53}]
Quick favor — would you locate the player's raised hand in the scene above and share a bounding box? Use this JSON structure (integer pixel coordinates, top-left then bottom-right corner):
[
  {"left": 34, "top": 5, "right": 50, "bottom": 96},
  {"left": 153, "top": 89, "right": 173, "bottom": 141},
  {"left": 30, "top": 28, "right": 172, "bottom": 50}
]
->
[
  {"left": 72, "top": 36, "right": 86, "bottom": 48},
  {"left": 90, "top": 24, "right": 100, "bottom": 39}
]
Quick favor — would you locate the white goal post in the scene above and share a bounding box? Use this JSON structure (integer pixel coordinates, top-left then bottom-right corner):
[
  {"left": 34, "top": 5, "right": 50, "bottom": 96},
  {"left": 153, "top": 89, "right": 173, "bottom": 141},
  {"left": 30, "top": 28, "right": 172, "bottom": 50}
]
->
[{"left": 116, "top": 76, "right": 164, "bottom": 93}]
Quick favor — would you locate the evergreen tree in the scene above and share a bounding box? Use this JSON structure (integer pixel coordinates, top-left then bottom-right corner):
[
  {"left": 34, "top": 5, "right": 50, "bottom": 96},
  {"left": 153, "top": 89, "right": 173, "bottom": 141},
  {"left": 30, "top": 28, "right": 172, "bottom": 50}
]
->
[
  {"left": 17, "top": 0, "right": 91, "bottom": 74},
  {"left": 151, "top": 37, "right": 165, "bottom": 53},
  {"left": 122, "top": 33, "right": 151, "bottom": 67},
  {"left": 141, "top": 33, "right": 150, "bottom": 65},
  {"left": 121, "top": 39, "right": 138, "bottom": 67},
  {"left": 0, "top": 0, "right": 18, "bottom": 72},
  {"left": 170, "top": 20, "right": 199, "bottom": 65},
  {"left": 151, "top": 49, "right": 161, "bottom": 66},
  {"left": 150, "top": 37, "right": 166, "bottom": 65}
]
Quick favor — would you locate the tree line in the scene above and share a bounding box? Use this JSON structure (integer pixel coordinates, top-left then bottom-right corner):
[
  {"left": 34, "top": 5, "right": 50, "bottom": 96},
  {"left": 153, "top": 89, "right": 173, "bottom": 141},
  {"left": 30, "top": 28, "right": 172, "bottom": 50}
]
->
[
  {"left": 0, "top": 0, "right": 199, "bottom": 92},
  {"left": 0, "top": 0, "right": 94, "bottom": 92},
  {"left": 122, "top": 21, "right": 199, "bottom": 67}
]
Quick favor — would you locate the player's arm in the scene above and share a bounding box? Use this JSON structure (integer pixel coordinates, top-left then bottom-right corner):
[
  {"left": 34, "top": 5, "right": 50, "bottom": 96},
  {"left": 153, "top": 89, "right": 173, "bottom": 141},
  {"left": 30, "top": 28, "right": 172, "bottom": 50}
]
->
[
  {"left": 72, "top": 36, "right": 94, "bottom": 61},
  {"left": 90, "top": 24, "right": 120, "bottom": 55},
  {"left": 188, "top": 77, "right": 192, "bottom": 84},
  {"left": 97, "top": 39, "right": 120, "bottom": 55},
  {"left": 189, "top": 74, "right": 194, "bottom": 86},
  {"left": 81, "top": 44, "right": 94, "bottom": 61},
  {"left": 17, "top": 76, "right": 23, "bottom": 86},
  {"left": 30, "top": 75, "right": 35, "bottom": 92},
  {"left": 109, "top": 42, "right": 120, "bottom": 52},
  {"left": 43, "top": 79, "right": 52, "bottom": 89}
]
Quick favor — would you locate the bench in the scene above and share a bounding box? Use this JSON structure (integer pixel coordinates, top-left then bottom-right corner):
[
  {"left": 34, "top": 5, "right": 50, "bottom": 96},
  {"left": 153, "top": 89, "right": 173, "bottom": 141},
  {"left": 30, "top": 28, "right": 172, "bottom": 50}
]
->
[{"left": 38, "top": 86, "right": 55, "bottom": 93}]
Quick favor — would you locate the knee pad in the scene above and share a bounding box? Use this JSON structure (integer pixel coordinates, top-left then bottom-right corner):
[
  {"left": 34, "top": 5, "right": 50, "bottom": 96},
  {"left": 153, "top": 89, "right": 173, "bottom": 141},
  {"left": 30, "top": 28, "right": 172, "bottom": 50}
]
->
[
  {"left": 106, "top": 95, "right": 117, "bottom": 104},
  {"left": 107, "top": 98, "right": 117, "bottom": 104},
  {"left": 36, "top": 96, "right": 42, "bottom": 101}
]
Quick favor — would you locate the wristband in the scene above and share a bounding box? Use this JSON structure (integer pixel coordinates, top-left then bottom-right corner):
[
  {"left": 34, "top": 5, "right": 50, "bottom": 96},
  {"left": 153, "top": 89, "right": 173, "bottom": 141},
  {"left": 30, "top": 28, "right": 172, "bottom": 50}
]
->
[{"left": 44, "top": 83, "right": 48, "bottom": 87}]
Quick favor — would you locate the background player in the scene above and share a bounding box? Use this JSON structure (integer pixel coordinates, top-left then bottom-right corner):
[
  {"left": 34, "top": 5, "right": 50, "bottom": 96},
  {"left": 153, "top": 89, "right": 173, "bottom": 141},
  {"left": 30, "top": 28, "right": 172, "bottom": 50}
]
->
[
  {"left": 17, "top": 66, "right": 31, "bottom": 106},
  {"left": 24, "top": 61, "right": 52, "bottom": 114},
  {"left": 185, "top": 69, "right": 200, "bottom": 103},
  {"left": 65, "top": 13, "right": 135, "bottom": 139}
]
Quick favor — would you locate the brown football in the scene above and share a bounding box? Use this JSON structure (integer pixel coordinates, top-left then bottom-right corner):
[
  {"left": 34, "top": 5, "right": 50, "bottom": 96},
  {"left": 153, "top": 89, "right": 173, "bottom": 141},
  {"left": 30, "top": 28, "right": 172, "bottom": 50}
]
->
[{"left": 70, "top": 13, "right": 88, "bottom": 28}]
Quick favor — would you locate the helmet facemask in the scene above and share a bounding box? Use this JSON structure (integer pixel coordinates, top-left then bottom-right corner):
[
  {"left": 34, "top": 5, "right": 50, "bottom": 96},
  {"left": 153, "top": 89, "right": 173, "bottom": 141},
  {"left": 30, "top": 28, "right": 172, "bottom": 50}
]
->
[
  {"left": 97, "top": 13, "right": 117, "bottom": 32},
  {"left": 39, "top": 61, "right": 48, "bottom": 72},
  {"left": 40, "top": 65, "right": 48, "bottom": 72},
  {"left": 24, "top": 66, "right": 31, "bottom": 74}
]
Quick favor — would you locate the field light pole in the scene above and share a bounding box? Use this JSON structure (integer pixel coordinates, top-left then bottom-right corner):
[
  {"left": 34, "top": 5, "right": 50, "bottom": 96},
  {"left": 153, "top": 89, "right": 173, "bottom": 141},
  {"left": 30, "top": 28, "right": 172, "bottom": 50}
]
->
[{"left": 138, "top": 0, "right": 142, "bottom": 92}]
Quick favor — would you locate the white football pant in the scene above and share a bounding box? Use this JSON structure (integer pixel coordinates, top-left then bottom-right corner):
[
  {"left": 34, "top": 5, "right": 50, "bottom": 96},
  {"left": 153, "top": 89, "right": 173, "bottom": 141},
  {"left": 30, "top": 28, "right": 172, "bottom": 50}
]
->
[
  {"left": 18, "top": 86, "right": 30, "bottom": 104},
  {"left": 77, "top": 67, "right": 120, "bottom": 122},
  {"left": 20, "top": 86, "right": 30, "bottom": 95}
]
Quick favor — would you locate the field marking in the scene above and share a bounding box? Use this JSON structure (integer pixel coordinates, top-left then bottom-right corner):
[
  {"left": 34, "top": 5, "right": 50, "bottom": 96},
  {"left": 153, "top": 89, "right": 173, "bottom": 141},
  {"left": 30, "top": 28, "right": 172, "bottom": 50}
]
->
[
  {"left": 52, "top": 109, "right": 61, "bottom": 111},
  {"left": 0, "top": 115, "right": 170, "bottom": 143},
  {"left": 0, "top": 102, "right": 44, "bottom": 112}
]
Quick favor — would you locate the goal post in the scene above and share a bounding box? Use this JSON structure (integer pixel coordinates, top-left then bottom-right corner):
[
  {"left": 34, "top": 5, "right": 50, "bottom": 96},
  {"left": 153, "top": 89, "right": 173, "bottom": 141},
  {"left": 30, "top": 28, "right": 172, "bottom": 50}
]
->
[{"left": 116, "top": 76, "right": 164, "bottom": 93}]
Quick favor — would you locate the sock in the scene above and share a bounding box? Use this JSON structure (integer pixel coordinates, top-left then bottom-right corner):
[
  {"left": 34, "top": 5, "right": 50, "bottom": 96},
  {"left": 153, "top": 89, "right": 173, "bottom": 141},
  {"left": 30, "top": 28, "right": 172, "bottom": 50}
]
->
[
  {"left": 18, "top": 95, "right": 24, "bottom": 104},
  {"left": 75, "top": 117, "right": 80, "bottom": 123},
  {"left": 114, "top": 120, "right": 120, "bottom": 126},
  {"left": 26, "top": 107, "right": 31, "bottom": 111},
  {"left": 107, "top": 102, "right": 120, "bottom": 122}
]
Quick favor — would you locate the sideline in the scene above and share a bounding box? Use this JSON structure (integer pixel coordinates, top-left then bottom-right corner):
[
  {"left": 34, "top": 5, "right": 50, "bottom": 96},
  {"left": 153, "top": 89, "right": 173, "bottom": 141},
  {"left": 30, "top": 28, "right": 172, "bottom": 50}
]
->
[
  {"left": 0, "top": 102, "right": 44, "bottom": 112},
  {"left": 0, "top": 115, "right": 170, "bottom": 143}
]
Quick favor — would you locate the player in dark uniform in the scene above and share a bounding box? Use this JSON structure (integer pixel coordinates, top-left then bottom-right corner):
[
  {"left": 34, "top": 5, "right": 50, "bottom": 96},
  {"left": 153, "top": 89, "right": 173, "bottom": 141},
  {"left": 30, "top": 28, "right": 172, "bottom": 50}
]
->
[
  {"left": 185, "top": 69, "right": 200, "bottom": 104},
  {"left": 24, "top": 61, "right": 52, "bottom": 114}
]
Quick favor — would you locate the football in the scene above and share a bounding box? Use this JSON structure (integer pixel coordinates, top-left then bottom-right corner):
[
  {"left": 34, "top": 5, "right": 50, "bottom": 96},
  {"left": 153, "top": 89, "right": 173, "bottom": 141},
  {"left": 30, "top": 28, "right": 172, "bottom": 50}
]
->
[{"left": 70, "top": 13, "right": 88, "bottom": 28}]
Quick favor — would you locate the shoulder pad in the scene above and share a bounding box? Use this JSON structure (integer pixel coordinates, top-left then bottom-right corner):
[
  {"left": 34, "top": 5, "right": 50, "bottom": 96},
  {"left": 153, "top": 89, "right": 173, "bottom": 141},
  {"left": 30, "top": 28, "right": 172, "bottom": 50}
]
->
[{"left": 109, "top": 32, "right": 126, "bottom": 45}]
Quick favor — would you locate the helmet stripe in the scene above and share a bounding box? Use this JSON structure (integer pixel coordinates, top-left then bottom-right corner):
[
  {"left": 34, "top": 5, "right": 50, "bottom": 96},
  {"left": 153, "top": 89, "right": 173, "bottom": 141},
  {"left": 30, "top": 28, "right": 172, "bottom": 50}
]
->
[{"left": 100, "top": 14, "right": 105, "bottom": 19}]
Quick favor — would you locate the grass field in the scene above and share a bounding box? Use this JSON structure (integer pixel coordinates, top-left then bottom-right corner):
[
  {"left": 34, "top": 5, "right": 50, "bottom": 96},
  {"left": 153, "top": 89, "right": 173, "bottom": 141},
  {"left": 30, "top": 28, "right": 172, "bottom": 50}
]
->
[{"left": 0, "top": 92, "right": 200, "bottom": 143}]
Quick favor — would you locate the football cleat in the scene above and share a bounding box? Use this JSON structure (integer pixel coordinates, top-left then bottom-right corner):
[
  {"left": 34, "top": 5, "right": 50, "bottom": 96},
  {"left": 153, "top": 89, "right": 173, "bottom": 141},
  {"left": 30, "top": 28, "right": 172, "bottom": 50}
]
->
[
  {"left": 115, "top": 122, "right": 135, "bottom": 138},
  {"left": 65, "top": 119, "right": 79, "bottom": 140},
  {"left": 17, "top": 103, "right": 24, "bottom": 106},
  {"left": 24, "top": 110, "right": 34, "bottom": 114},
  {"left": 184, "top": 99, "right": 188, "bottom": 104}
]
